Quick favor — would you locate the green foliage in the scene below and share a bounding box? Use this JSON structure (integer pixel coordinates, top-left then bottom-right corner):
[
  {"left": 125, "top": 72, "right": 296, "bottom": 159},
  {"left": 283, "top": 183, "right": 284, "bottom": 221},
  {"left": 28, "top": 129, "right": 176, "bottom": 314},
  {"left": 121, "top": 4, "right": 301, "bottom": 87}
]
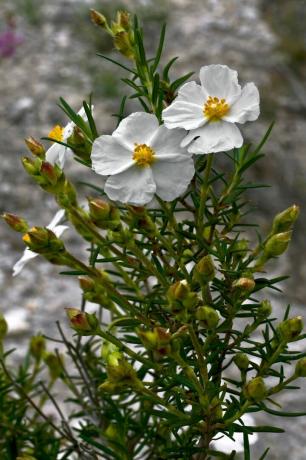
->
[{"left": 2, "top": 8, "right": 306, "bottom": 460}]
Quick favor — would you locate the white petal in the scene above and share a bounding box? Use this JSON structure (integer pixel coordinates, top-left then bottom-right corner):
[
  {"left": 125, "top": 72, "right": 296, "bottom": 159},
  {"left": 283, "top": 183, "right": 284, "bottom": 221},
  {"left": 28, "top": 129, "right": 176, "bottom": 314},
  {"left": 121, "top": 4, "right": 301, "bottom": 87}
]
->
[
  {"left": 224, "top": 82, "right": 260, "bottom": 124},
  {"left": 63, "top": 120, "right": 75, "bottom": 140},
  {"left": 47, "top": 209, "right": 66, "bottom": 229},
  {"left": 152, "top": 158, "right": 195, "bottom": 201},
  {"left": 162, "top": 84, "right": 206, "bottom": 130},
  {"left": 113, "top": 112, "right": 159, "bottom": 150},
  {"left": 104, "top": 167, "right": 156, "bottom": 205},
  {"left": 91, "top": 135, "right": 133, "bottom": 176},
  {"left": 150, "top": 125, "right": 190, "bottom": 156},
  {"left": 187, "top": 121, "right": 243, "bottom": 154},
  {"left": 200, "top": 65, "right": 241, "bottom": 103},
  {"left": 45, "top": 142, "right": 67, "bottom": 166},
  {"left": 53, "top": 225, "right": 69, "bottom": 238},
  {"left": 13, "top": 248, "right": 37, "bottom": 276}
]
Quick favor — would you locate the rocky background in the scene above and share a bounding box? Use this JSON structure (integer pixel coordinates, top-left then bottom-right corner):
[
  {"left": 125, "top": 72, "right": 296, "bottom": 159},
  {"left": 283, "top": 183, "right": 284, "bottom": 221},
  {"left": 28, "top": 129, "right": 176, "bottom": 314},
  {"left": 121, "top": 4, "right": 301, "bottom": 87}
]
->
[{"left": 1, "top": 0, "right": 306, "bottom": 458}]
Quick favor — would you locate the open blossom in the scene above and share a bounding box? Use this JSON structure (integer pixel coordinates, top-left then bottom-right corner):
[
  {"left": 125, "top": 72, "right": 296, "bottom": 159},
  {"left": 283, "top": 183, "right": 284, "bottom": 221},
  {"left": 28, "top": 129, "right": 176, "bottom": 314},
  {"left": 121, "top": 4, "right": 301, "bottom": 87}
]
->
[
  {"left": 91, "top": 112, "right": 195, "bottom": 205},
  {"left": 162, "top": 64, "right": 260, "bottom": 154},
  {"left": 12, "top": 210, "right": 68, "bottom": 276},
  {"left": 46, "top": 107, "right": 91, "bottom": 168}
]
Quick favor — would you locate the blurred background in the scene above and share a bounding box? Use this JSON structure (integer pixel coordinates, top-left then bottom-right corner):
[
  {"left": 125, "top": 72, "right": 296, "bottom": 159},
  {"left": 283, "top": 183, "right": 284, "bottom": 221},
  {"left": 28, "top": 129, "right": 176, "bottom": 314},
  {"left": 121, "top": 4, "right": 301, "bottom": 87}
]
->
[{"left": 1, "top": 0, "right": 306, "bottom": 458}]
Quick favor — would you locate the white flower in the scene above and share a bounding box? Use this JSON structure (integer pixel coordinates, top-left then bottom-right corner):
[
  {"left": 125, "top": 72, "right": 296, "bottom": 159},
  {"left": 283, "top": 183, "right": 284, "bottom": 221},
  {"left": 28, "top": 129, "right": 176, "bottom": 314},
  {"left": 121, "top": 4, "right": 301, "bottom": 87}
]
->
[
  {"left": 212, "top": 413, "right": 258, "bottom": 453},
  {"left": 162, "top": 64, "right": 260, "bottom": 154},
  {"left": 46, "top": 107, "right": 91, "bottom": 168},
  {"left": 12, "top": 210, "right": 68, "bottom": 276},
  {"left": 91, "top": 112, "right": 195, "bottom": 205}
]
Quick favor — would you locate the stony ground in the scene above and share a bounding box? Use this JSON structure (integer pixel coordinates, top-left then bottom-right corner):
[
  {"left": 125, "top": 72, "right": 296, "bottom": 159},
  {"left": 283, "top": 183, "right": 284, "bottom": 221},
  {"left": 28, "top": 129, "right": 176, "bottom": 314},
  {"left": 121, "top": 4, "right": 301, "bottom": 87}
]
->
[{"left": 1, "top": 0, "right": 306, "bottom": 458}]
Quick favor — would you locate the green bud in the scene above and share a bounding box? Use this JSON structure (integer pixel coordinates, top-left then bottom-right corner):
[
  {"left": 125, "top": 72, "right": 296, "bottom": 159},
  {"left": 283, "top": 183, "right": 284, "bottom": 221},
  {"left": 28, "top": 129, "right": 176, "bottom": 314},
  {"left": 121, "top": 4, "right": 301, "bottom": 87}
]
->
[
  {"left": 196, "top": 306, "right": 219, "bottom": 330},
  {"left": 44, "top": 352, "right": 64, "bottom": 381},
  {"left": 56, "top": 179, "right": 77, "bottom": 207},
  {"left": 264, "top": 231, "right": 291, "bottom": 258},
  {"left": 65, "top": 308, "right": 99, "bottom": 335},
  {"left": 257, "top": 300, "right": 272, "bottom": 319},
  {"left": 114, "top": 31, "right": 135, "bottom": 60},
  {"left": 271, "top": 205, "right": 299, "bottom": 234},
  {"left": 25, "top": 136, "right": 45, "bottom": 158},
  {"left": 116, "top": 10, "right": 131, "bottom": 30},
  {"left": 0, "top": 314, "right": 8, "bottom": 339},
  {"left": 233, "top": 352, "right": 249, "bottom": 371},
  {"left": 29, "top": 335, "right": 46, "bottom": 361},
  {"left": 99, "top": 360, "right": 143, "bottom": 393},
  {"left": 22, "top": 156, "right": 39, "bottom": 175},
  {"left": 2, "top": 213, "right": 29, "bottom": 233},
  {"left": 244, "top": 377, "right": 267, "bottom": 402},
  {"left": 193, "top": 255, "right": 215, "bottom": 284},
  {"left": 23, "top": 227, "right": 65, "bottom": 254},
  {"left": 277, "top": 316, "right": 303, "bottom": 342},
  {"left": 167, "top": 280, "right": 190, "bottom": 302},
  {"left": 40, "top": 161, "right": 61, "bottom": 186},
  {"left": 232, "top": 277, "right": 255, "bottom": 295},
  {"left": 138, "top": 327, "right": 171, "bottom": 360},
  {"left": 295, "top": 358, "right": 306, "bottom": 377},
  {"left": 101, "top": 341, "right": 123, "bottom": 367}
]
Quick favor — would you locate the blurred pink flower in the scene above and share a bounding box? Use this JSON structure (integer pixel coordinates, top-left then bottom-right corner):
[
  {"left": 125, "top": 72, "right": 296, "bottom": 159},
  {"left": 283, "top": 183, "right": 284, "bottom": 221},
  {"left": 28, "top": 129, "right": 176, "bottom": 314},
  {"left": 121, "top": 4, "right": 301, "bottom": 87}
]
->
[{"left": 0, "top": 27, "right": 24, "bottom": 58}]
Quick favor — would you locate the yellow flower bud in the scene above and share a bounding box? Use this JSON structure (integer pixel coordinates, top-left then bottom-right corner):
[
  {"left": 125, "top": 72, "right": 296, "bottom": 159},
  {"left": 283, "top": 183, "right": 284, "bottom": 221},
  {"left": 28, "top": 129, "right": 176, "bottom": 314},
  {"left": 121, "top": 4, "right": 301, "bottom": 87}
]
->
[
  {"left": 295, "top": 358, "right": 306, "bottom": 377},
  {"left": 25, "top": 136, "right": 45, "bottom": 157},
  {"left": 114, "top": 31, "right": 135, "bottom": 60},
  {"left": 23, "top": 227, "right": 65, "bottom": 254},
  {"left": 2, "top": 213, "right": 29, "bottom": 233},
  {"left": 90, "top": 9, "right": 108, "bottom": 28},
  {"left": 193, "top": 255, "right": 215, "bottom": 284},
  {"left": 264, "top": 231, "right": 291, "bottom": 258},
  {"left": 196, "top": 306, "right": 219, "bottom": 330},
  {"left": 232, "top": 277, "right": 255, "bottom": 295}
]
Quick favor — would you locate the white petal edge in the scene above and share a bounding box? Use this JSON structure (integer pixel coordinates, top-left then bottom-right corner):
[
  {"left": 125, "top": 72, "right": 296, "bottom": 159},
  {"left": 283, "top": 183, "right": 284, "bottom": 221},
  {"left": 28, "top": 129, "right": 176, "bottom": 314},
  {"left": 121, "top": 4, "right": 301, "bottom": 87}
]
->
[
  {"left": 187, "top": 121, "right": 243, "bottom": 154},
  {"left": 152, "top": 158, "right": 195, "bottom": 201},
  {"left": 13, "top": 248, "right": 37, "bottom": 276},
  {"left": 91, "top": 135, "right": 134, "bottom": 176},
  {"left": 112, "top": 112, "right": 159, "bottom": 150},
  {"left": 162, "top": 100, "right": 206, "bottom": 130},
  {"left": 224, "top": 82, "right": 260, "bottom": 124},
  {"left": 104, "top": 166, "right": 156, "bottom": 205},
  {"left": 150, "top": 125, "right": 191, "bottom": 157},
  {"left": 47, "top": 209, "right": 66, "bottom": 229},
  {"left": 199, "top": 65, "right": 241, "bottom": 103}
]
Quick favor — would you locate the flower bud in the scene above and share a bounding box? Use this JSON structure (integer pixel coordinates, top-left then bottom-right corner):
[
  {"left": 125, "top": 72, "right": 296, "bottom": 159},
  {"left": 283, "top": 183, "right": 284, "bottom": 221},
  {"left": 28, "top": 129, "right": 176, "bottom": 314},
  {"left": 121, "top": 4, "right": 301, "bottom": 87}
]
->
[
  {"left": 0, "top": 314, "right": 8, "bottom": 339},
  {"left": 233, "top": 352, "right": 249, "bottom": 371},
  {"left": 116, "top": 10, "right": 130, "bottom": 30},
  {"left": 22, "top": 156, "right": 39, "bottom": 175},
  {"left": 232, "top": 277, "right": 255, "bottom": 295},
  {"left": 40, "top": 161, "right": 60, "bottom": 186},
  {"left": 167, "top": 280, "right": 190, "bottom": 302},
  {"left": 196, "top": 306, "right": 219, "bottom": 330},
  {"left": 271, "top": 205, "right": 299, "bottom": 234},
  {"left": 99, "top": 360, "right": 143, "bottom": 392},
  {"left": 29, "top": 335, "right": 46, "bottom": 361},
  {"left": 264, "top": 231, "right": 291, "bottom": 258},
  {"left": 56, "top": 179, "right": 77, "bottom": 207},
  {"left": 244, "top": 377, "right": 267, "bottom": 402},
  {"left": 193, "top": 255, "right": 215, "bottom": 284},
  {"left": 23, "top": 227, "right": 65, "bottom": 254},
  {"left": 65, "top": 308, "right": 99, "bottom": 335},
  {"left": 101, "top": 341, "right": 122, "bottom": 367},
  {"left": 25, "top": 136, "right": 45, "bottom": 157},
  {"left": 257, "top": 300, "right": 272, "bottom": 319},
  {"left": 90, "top": 9, "right": 108, "bottom": 28},
  {"left": 138, "top": 327, "right": 171, "bottom": 360},
  {"left": 44, "top": 352, "right": 64, "bottom": 381},
  {"left": 114, "top": 31, "right": 135, "bottom": 59},
  {"left": 2, "top": 213, "right": 28, "bottom": 232},
  {"left": 295, "top": 358, "right": 306, "bottom": 377},
  {"left": 277, "top": 316, "right": 303, "bottom": 343}
]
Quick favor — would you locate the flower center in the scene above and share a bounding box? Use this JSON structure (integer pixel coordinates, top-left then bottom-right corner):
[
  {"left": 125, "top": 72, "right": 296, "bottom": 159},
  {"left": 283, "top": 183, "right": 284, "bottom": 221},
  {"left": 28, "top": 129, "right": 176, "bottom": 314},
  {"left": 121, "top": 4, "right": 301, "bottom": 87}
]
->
[
  {"left": 48, "top": 125, "right": 64, "bottom": 142},
  {"left": 133, "top": 143, "right": 155, "bottom": 168},
  {"left": 203, "top": 96, "right": 229, "bottom": 121}
]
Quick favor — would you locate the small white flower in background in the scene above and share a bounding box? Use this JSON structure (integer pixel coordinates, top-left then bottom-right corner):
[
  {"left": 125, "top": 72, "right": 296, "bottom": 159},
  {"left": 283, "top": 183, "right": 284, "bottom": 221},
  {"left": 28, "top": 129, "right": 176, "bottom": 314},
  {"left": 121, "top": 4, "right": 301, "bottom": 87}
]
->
[
  {"left": 12, "top": 209, "right": 68, "bottom": 276},
  {"left": 91, "top": 112, "right": 195, "bottom": 205},
  {"left": 46, "top": 107, "right": 91, "bottom": 168},
  {"left": 212, "top": 413, "right": 258, "bottom": 453},
  {"left": 162, "top": 64, "right": 260, "bottom": 154}
]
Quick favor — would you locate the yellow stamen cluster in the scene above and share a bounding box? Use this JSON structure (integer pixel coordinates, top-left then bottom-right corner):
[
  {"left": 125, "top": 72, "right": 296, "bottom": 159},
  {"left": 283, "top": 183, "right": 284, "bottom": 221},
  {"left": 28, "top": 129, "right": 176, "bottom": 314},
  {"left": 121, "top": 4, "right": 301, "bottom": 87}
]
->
[
  {"left": 203, "top": 96, "right": 229, "bottom": 121},
  {"left": 48, "top": 125, "right": 64, "bottom": 142},
  {"left": 133, "top": 144, "right": 155, "bottom": 168}
]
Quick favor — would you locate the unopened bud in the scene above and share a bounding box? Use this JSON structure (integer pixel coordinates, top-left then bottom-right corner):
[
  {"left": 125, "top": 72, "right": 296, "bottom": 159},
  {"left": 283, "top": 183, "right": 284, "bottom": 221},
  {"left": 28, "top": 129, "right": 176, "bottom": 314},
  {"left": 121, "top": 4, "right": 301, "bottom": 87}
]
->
[
  {"left": 44, "top": 352, "right": 64, "bottom": 381},
  {"left": 0, "top": 314, "right": 8, "bottom": 339},
  {"left": 29, "top": 335, "right": 46, "bottom": 361},
  {"left": 101, "top": 341, "right": 122, "bottom": 367},
  {"left": 295, "top": 358, "right": 306, "bottom": 377},
  {"left": 116, "top": 10, "right": 130, "bottom": 30},
  {"left": 25, "top": 136, "right": 45, "bottom": 157},
  {"left": 272, "top": 205, "right": 299, "bottom": 234},
  {"left": 193, "top": 255, "right": 215, "bottom": 284},
  {"left": 23, "top": 227, "right": 65, "bottom": 254},
  {"left": 264, "top": 231, "right": 291, "bottom": 258},
  {"left": 66, "top": 308, "right": 99, "bottom": 335},
  {"left": 244, "top": 377, "right": 267, "bottom": 402},
  {"left": 167, "top": 280, "right": 190, "bottom": 301},
  {"left": 90, "top": 9, "right": 108, "bottom": 28},
  {"left": 22, "top": 156, "right": 39, "bottom": 175},
  {"left": 257, "top": 300, "right": 272, "bottom": 319},
  {"left": 114, "top": 31, "right": 135, "bottom": 59},
  {"left": 2, "top": 213, "right": 28, "bottom": 232},
  {"left": 40, "top": 161, "right": 60, "bottom": 185},
  {"left": 56, "top": 179, "right": 77, "bottom": 207},
  {"left": 138, "top": 327, "right": 171, "bottom": 360},
  {"left": 196, "top": 306, "right": 219, "bottom": 330},
  {"left": 232, "top": 277, "right": 255, "bottom": 295},
  {"left": 277, "top": 316, "right": 303, "bottom": 343},
  {"left": 233, "top": 352, "right": 249, "bottom": 371}
]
